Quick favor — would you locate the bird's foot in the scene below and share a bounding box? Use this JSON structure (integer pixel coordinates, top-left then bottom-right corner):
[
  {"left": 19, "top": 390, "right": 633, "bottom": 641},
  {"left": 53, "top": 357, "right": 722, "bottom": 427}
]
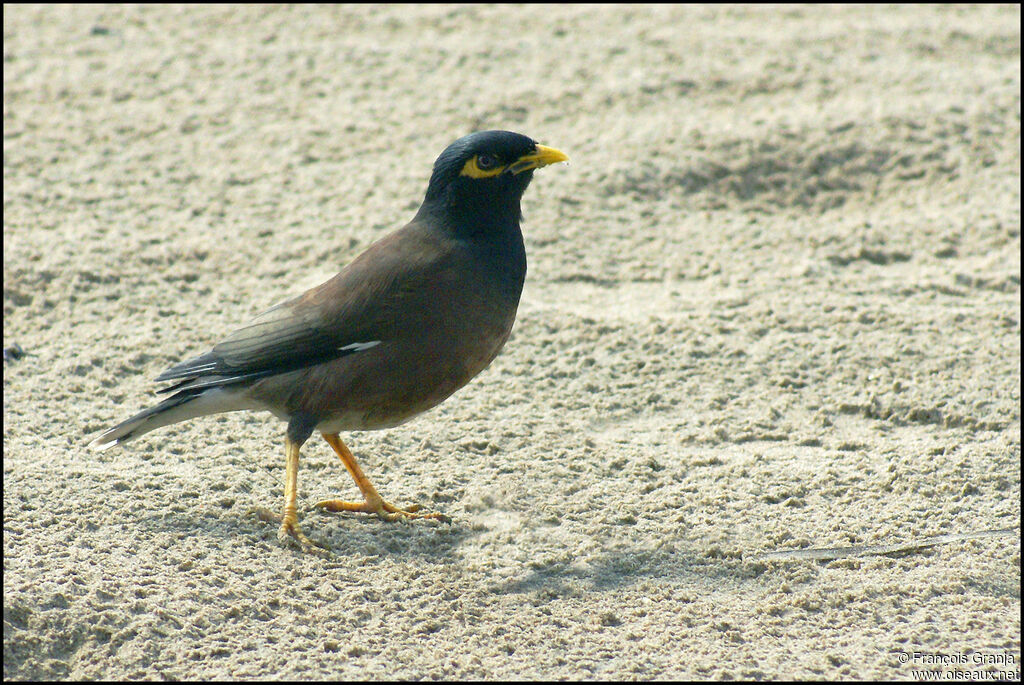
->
[
  {"left": 254, "top": 507, "right": 332, "bottom": 556},
  {"left": 314, "top": 496, "right": 450, "bottom": 523}
]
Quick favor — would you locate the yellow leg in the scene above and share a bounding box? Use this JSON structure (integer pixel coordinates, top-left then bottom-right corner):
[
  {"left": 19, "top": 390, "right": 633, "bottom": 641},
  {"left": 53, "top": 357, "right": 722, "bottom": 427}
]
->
[
  {"left": 256, "top": 437, "right": 330, "bottom": 555},
  {"left": 315, "top": 433, "right": 448, "bottom": 522}
]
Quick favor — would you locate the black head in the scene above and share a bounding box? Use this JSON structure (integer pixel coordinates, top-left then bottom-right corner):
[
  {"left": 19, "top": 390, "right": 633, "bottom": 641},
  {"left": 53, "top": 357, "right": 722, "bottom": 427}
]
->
[{"left": 420, "top": 131, "right": 568, "bottom": 232}]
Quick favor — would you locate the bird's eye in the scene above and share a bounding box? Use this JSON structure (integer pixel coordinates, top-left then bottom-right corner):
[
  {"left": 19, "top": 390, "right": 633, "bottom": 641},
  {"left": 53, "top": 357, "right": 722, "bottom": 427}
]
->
[{"left": 476, "top": 154, "right": 498, "bottom": 170}]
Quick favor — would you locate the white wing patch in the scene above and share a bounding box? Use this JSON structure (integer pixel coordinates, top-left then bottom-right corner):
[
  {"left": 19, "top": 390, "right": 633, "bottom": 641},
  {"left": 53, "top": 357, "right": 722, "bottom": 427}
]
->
[{"left": 338, "top": 341, "right": 382, "bottom": 352}]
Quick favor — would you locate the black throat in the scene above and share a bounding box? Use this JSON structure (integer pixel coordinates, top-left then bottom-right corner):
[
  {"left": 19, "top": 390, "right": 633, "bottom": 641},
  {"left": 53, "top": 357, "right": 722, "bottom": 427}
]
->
[{"left": 416, "top": 184, "right": 528, "bottom": 302}]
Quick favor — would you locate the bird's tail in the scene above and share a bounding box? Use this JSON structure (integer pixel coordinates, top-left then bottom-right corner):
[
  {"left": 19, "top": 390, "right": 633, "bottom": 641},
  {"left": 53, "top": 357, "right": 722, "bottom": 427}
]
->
[{"left": 88, "top": 387, "right": 253, "bottom": 450}]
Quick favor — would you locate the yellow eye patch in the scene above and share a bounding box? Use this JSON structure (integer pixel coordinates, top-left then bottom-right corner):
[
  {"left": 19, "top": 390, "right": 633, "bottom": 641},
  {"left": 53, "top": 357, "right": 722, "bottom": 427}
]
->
[{"left": 460, "top": 155, "right": 507, "bottom": 179}]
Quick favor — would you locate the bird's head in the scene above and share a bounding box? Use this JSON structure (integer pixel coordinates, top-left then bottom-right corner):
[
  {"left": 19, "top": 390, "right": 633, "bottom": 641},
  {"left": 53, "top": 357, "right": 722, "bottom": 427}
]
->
[{"left": 420, "top": 130, "right": 568, "bottom": 230}]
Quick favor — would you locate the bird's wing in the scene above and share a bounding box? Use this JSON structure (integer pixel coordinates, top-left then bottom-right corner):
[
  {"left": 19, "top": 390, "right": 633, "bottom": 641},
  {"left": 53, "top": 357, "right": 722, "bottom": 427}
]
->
[{"left": 154, "top": 222, "right": 458, "bottom": 391}]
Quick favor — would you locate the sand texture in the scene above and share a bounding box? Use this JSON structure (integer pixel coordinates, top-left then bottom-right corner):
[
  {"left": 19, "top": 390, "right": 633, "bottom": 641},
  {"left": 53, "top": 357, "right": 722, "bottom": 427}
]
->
[{"left": 4, "top": 4, "right": 1020, "bottom": 680}]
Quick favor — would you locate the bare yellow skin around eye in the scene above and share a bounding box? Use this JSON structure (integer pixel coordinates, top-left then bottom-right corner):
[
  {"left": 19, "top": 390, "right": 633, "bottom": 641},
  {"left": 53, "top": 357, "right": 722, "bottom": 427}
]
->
[
  {"left": 459, "top": 155, "right": 507, "bottom": 179},
  {"left": 460, "top": 146, "right": 569, "bottom": 179}
]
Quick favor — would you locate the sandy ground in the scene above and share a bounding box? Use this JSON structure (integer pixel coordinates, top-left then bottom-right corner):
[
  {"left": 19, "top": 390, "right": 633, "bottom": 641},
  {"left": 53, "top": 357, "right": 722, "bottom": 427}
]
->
[{"left": 3, "top": 4, "right": 1020, "bottom": 680}]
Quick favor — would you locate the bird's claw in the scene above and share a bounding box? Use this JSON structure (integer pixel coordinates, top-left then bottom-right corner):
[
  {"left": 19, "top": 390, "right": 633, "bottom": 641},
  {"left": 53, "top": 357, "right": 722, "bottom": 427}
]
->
[
  {"left": 254, "top": 507, "right": 332, "bottom": 556},
  {"left": 315, "top": 497, "right": 450, "bottom": 523}
]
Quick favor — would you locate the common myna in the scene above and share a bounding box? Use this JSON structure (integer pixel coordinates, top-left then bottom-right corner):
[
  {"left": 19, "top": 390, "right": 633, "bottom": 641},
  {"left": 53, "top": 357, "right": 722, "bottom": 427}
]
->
[{"left": 90, "top": 130, "right": 568, "bottom": 554}]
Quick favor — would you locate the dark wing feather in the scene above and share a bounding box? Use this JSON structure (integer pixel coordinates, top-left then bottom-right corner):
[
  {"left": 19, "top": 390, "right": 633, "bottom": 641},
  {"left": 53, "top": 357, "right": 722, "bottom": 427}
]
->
[
  {"left": 153, "top": 220, "right": 456, "bottom": 391},
  {"left": 155, "top": 298, "right": 339, "bottom": 384}
]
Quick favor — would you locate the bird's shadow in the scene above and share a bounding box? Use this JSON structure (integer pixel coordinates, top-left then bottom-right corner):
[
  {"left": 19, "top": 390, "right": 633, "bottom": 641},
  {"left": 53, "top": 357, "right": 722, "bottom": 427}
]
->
[
  {"left": 308, "top": 508, "right": 474, "bottom": 560},
  {"left": 129, "top": 503, "right": 474, "bottom": 561}
]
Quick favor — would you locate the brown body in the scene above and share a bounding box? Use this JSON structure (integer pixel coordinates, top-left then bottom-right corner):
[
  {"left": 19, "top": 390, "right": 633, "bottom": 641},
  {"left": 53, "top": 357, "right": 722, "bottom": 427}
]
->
[{"left": 247, "top": 222, "right": 519, "bottom": 431}]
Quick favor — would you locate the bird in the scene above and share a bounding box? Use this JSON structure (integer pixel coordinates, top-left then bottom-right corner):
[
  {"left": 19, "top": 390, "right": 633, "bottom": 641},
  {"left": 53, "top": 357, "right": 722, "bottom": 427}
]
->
[{"left": 89, "top": 130, "right": 568, "bottom": 554}]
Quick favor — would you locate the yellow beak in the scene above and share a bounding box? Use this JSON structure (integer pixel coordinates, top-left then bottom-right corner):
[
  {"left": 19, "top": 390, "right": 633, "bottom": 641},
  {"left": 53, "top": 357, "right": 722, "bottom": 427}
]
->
[{"left": 509, "top": 144, "right": 570, "bottom": 175}]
